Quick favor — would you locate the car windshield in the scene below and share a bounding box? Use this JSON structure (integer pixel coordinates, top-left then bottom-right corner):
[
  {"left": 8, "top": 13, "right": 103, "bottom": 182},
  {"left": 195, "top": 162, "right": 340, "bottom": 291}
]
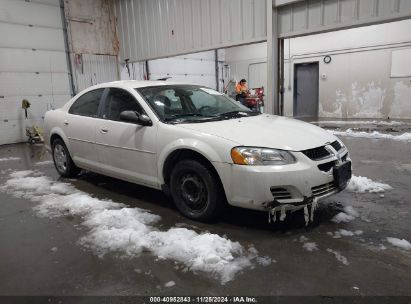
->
[{"left": 135, "top": 85, "right": 260, "bottom": 123}]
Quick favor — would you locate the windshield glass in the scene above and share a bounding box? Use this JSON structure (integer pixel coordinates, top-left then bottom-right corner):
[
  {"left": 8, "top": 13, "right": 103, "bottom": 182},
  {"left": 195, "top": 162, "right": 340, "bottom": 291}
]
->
[{"left": 135, "top": 85, "right": 260, "bottom": 123}]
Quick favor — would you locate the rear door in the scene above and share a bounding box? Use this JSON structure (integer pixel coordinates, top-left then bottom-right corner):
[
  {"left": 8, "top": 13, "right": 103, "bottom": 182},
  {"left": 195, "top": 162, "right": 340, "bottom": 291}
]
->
[
  {"left": 95, "top": 88, "right": 158, "bottom": 187},
  {"left": 65, "top": 88, "right": 105, "bottom": 168}
]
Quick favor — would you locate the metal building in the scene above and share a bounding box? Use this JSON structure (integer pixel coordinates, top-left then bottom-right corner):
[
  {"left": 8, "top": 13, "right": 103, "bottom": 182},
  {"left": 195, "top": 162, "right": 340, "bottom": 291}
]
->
[{"left": 1, "top": 0, "right": 411, "bottom": 145}]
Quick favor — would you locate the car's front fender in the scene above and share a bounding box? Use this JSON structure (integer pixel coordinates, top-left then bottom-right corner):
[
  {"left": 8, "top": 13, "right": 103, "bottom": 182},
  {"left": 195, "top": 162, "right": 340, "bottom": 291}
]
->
[{"left": 157, "top": 138, "right": 226, "bottom": 184}]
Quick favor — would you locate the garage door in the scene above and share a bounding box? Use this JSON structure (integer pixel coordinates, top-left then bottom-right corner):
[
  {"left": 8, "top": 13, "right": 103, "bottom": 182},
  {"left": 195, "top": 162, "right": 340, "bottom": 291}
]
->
[
  {"left": 148, "top": 51, "right": 217, "bottom": 89},
  {"left": 0, "top": 0, "right": 72, "bottom": 145}
]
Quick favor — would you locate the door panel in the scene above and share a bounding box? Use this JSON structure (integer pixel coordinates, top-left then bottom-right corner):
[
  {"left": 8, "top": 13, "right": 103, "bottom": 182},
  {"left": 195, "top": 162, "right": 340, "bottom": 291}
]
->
[
  {"left": 95, "top": 88, "right": 158, "bottom": 187},
  {"left": 65, "top": 88, "right": 105, "bottom": 168},
  {"left": 96, "top": 121, "right": 158, "bottom": 186},
  {"left": 293, "top": 62, "right": 319, "bottom": 118}
]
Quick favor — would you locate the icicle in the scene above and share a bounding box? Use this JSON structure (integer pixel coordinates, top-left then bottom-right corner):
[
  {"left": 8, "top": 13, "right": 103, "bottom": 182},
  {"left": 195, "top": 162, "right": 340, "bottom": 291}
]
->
[
  {"left": 304, "top": 205, "right": 309, "bottom": 226},
  {"left": 310, "top": 199, "right": 318, "bottom": 222},
  {"left": 280, "top": 206, "right": 287, "bottom": 221}
]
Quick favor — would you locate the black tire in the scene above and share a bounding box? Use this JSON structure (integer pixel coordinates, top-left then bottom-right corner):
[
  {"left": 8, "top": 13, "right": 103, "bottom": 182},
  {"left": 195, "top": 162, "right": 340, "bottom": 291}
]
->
[
  {"left": 51, "top": 138, "right": 81, "bottom": 177},
  {"left": 170, "top": 159, "right": 225, "bottom": 221}
]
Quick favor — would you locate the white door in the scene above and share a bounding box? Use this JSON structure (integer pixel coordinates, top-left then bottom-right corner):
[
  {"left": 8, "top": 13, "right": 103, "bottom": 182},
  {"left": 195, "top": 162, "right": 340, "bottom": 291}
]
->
[
  {"left": 65, "top": 88, "right": 105, "bottom": 168},
  {"left": 0, "top": 0, "right": 71, "bottom": 145},
  {"left": 95, "top": 88, "right": 158, "bottom": 187}
]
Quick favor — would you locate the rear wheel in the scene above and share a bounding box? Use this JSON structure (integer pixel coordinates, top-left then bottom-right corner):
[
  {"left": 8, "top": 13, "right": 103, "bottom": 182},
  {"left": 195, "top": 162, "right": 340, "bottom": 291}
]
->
[
  {"left": 170, "top": 159, "right": 225, "bottom": 221},
  {"left": 52, "top": 138, "right": 80, "bottom": 177}
]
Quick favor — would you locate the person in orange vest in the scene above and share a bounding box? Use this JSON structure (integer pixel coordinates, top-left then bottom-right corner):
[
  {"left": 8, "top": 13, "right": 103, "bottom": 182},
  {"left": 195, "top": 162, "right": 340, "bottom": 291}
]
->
[{"left": 235, "top": 79, "right": 248, "bottom": 105}]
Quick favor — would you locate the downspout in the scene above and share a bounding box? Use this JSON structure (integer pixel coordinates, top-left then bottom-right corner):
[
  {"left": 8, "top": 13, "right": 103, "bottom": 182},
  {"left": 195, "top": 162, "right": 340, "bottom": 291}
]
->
[{"left": 59, "top": 0, "right": 76, "bottom": 96}]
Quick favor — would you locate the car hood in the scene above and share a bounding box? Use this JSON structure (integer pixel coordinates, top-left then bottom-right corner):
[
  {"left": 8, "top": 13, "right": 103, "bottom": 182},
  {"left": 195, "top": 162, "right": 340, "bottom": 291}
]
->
[{"left": 177, "top": 114, "right": 337, "bottom": 151}]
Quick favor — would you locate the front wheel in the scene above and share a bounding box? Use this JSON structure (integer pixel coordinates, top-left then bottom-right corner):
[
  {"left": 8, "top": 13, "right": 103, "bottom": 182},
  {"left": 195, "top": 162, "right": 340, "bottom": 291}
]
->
[
  {"left": 170, "top": 160, "right": 225, "bottom": 221},
  {"left": 52, "top": 138, "right": 81, "bottom": 177}
]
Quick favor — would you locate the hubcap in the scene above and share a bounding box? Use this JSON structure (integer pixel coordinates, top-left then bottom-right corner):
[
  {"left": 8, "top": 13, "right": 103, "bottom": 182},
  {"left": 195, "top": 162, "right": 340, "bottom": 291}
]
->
[
  {"left": 179, "top": 173, "right": 208, "bottom": 211},
  {"left": 54, "top": 144, "right": 67, "bottom": 173}
]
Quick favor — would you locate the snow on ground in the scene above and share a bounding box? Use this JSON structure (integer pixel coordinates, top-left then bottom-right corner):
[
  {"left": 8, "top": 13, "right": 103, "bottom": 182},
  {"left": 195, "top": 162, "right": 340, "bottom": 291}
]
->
[
  {"left": 331, "top": 206, "right": 359, "bottom": 223},
  {"left": 329, "top": 129, "right": 411, "bottom": 142},
  {"left": 326, "top": 248, "right": 350, "bottom": 265},
  {"left": 1, "top": 170, "right": 264, "bottom": 284},
  {"left": 347, "top": 175, "right": 392, "bottom": 193},
  {"left": 302, "top": 242, "right": 318, "bottom": 252},
  {"left": 386, "top": 237, "right": 411, "bottom": 251},
  {"left": 299, "top": 235, "right": 318, "bottom": 252},
  {"left": 0, "top": 157, "right": 20, "bottom": 162},
  {"left": 164, "top": 281, "right": 176, "bottom": 288},
  {"left": 328, "top": 229, "right": 363, "bottom": 238},
  {"left": 34, "top": 160, "right": 54, "bottom": 166},
  {"left": 256, "top": 256, "right": 273, "bottom": 266}
]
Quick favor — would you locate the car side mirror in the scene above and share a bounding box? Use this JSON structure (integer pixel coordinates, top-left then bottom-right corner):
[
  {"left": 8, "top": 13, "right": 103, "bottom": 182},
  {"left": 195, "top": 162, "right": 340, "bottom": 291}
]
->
[
  {"left": 138, "top": 114, "right": 153, "bottom": 126},
  {"left": 119, "top": 111, "right": 152, "bottom": 126}
]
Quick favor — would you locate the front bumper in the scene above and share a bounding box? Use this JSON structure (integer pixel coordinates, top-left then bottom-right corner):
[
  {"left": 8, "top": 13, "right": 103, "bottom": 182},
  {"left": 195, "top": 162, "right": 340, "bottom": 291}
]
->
[{"left": 213, "top": 149, "right": 350, "bottom": 211}]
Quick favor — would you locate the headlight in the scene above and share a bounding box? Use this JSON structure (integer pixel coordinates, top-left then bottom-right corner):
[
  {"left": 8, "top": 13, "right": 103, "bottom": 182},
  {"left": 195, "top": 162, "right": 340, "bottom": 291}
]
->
[{"left": 231, "top": 147, "right": 296, "bottom": 165}]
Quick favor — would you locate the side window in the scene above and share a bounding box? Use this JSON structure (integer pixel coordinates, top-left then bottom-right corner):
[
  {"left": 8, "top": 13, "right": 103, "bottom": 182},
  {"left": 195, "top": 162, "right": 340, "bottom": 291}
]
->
[
  {"left": 69, "top": 89, "right": 104, "bottom": 117},
  {"left": 103, "top": 88, "right": 144, "bottom": 121}
]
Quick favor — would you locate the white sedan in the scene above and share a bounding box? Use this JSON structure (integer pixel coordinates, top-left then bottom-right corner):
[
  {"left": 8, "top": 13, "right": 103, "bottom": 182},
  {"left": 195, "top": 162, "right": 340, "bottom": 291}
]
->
[{"left": 44, "top": 81, "right": 351, "bottom": 222}]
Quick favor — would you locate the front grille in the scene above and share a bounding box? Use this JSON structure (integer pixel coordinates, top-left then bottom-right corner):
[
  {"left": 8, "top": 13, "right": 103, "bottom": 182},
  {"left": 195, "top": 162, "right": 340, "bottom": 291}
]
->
[
  {"left": 311, "top": 182, "right": 336, "bottom": 197},
  {"left": 318, "top": 161, "right": 336, "bottom": 172},
  {"left": 331, "top": 140, "right": 342, "bottom": 151},
  {"left": 302, "top": 146, "right": 330, "bottom": 160},
  {"left": 270, "top": 187, "right": 292, "bottom": 200}
]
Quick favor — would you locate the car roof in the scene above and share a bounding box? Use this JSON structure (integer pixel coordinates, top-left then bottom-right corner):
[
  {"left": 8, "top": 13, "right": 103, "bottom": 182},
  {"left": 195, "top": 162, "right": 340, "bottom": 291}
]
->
[{"left": 87, "top": 80, "right": 200, "bottom": 91}]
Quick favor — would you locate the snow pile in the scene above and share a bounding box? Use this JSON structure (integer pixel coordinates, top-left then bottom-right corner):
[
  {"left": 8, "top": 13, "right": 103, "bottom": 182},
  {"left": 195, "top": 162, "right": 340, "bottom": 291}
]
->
[
  {"left": 329, "top": 129, "right": 411, "bottom": 142},
  {"left": 326, "top": 248, "right": 349, "bottom": 265},
  {"left": 347, "top": 175, "right": 392, "bottom": 193},
  {"left": 331, "top": 206, "right": 359, "bottom": 223},
  {"left": 299, "top": 235, "right": 318, "bottom": 252},
  {"left": 1, "top": 171, "right": 261, "bottom": 284},
  {"left": 0, "top": 157, "right": 20, "bottom": 162},
  {"left": 386, "top": 237, "right": 411, "bottom": 251}
]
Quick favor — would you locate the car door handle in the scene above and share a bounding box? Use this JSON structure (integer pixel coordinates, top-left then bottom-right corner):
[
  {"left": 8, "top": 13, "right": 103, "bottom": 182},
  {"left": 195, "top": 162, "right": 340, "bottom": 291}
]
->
[
  {"left": 100, "top": 128, "right": 109, "bottom": 134},
  {"left": 63, "top": 121, "right": 69, "bottom": 126}
]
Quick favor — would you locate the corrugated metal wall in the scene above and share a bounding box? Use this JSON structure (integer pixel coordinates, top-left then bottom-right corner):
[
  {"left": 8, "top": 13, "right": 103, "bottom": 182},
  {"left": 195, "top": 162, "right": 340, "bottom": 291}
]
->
[
  {"left": 148, "top": 51, "right": 218, "bottom": 88},
  {"left": 277, "top": 0, "right": 411, "bottom": 38},
  {"left": 71, "top": 54, "right": 119, "bottom": 93},
  {"left": 115, "top": 0, "right": 268, "bottom": 62},
  {"left": 0, "top": 0, "right": 71, "bottom": 145}
]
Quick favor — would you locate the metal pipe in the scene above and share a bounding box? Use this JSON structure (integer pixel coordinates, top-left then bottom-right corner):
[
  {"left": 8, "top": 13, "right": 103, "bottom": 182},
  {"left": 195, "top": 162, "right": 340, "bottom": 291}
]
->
[
  {"left": 279, "top": 38, "right": 285, "bottom": 116},
  {"left": 59, "top": 0, "right": 76, "bottom": 96},
  {"left": 284, "top": 40, "right": 411, "bottom": 62},
  {"left": 145, "top": 61, "right": 150, "bottom": 80},
  {"left": 215, "top": 49, "right": 219, "bottom": 91}
]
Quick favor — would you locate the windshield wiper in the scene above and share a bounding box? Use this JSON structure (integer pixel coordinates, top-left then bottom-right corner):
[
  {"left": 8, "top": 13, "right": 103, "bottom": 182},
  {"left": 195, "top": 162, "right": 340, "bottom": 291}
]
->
[
  {"left": 218, "top": 110, "right": 260, "bottom": 118},
  {"left": 170, "top": 113, "right": 205, "bottom": 117},
  {"left": 164, "top": 113, "right": 208, "bottom": 122}
]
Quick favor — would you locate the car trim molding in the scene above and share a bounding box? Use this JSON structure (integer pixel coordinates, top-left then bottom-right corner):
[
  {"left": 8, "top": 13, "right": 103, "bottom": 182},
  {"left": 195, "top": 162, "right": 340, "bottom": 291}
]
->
[
  {"left": 94, "top": 141, "right": 156, "bottom": 154},
  {"left": 68, "top": 137, "right": 156, "bottom": 154}
]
